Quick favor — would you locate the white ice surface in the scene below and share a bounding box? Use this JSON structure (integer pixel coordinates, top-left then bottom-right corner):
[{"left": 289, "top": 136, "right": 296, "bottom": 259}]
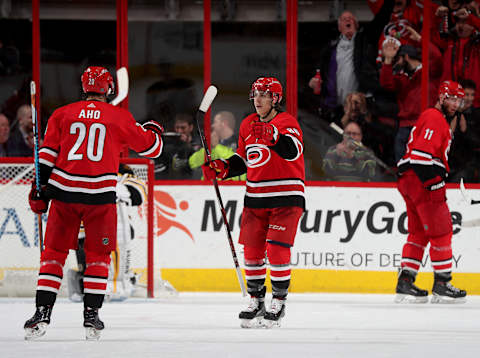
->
[{"left": 1, "top": 293, "right": 480, "bottom": 358}]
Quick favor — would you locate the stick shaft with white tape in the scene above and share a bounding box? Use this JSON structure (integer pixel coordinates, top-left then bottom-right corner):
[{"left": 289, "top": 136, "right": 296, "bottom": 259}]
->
[
  {"left": 195, "top": 86, "right": 247, "bottom": 297},
  {"left": 30, "top": 80, "right": 44, "bottom": 252},
  {"left": 110, "top": 67, "right": 129, "bottom": 106}
]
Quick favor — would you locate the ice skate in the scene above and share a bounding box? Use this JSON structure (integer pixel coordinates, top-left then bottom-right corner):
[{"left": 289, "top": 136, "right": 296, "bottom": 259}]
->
[
  {"left": 394, "top": 271, "right": 428, "bottom": 303},
  {"left": 83, "top": 307, "right": 104, "bottom": 340},
  {"left": 431, "top": 281, "right": 466, "bottom": 304},
  {"left": 24, "top": 305, "right": 52, "bottom": 340},
  {"left": 239, "top": 296, "right": 265, "bottom": 328},
  {"left": 263, "top": 298, "right": 286, "bottom": 328}
]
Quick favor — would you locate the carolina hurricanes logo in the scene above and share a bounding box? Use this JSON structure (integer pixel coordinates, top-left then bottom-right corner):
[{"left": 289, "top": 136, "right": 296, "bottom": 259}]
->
[
  {"left": 384, "top": 19, "right": 410, "bottom": 39},
  {"left": 152, "top": 191, "right": 194, "bottom": 241},
  {"left": 246, "top": 144, "right": 271, "bottom": 168}
]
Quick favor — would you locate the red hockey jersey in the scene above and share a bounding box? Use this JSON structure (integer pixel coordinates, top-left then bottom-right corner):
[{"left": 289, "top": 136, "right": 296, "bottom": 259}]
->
[
  {"left": 236, "top": 112, "right": 305, "bottom": 209},
  {"left": 39, "top": 100, "right": 162, "bottom": 204},
  {"left": 397, "top": 108, "right": 452, "bottom": 179}
]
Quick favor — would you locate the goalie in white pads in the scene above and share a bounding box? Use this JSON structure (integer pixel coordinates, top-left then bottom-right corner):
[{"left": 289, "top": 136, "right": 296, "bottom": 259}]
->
[{"left": 67, "top": 163, "right": 146, "bottom": 302}]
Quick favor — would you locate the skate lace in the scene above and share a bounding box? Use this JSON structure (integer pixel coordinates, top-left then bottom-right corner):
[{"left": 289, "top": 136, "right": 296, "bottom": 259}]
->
[
  {"left": 84, "top": 308, "right": 99, "bottom": 321},
  {"left": 446, "top": 282, "right": 461, "bottom": 293},
  {"left": 270, "top": 298, "right": 284, "bottom": 314},
  {"left": 245, "top": 297, "right": 260, "bottom": 312},
  {"left": 36, "top": 306, "right": 52, "bottom": 321}
]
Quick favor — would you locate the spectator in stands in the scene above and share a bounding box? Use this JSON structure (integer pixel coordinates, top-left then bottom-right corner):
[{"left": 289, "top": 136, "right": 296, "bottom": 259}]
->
[
  {"left": 0, "top": 39, "right": 21, "bottom": 76},
  {"left": 433, "top": 4, "right": 480, "bottom": 107},
  {"left": 0, "top": 113, "right": 10, "bottom": 157},
  {"left": 373, "top": 0, "right": 422, "bottom": 65},
  {"left": 340, "top": 92, "right": 396, "bottom": 167},
  {"left": 154, "top": 113, "right": 200, "bottom": 179},
  {"left": 308, "top": 0, "right": 394, "bottom": 122},
  {"left": 448, "top": 79, "right": 480, "bottom": 182},
  {"left": 189, "top": 111, "right": 245, "bottom": 180},
  {"left": 8, "top": 104, "right": 34, "bottom": 157},
  {"left": 323, "top": 121, "right": 378, "bottom": 182},
  {"left": 380, "top": 31, "right": 443, "bottom": 162}
]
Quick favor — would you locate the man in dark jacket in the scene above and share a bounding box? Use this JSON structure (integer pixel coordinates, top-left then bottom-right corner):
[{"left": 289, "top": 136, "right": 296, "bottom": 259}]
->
[{"left": 309, "top": 0, "right": 394, "bottom": 121}]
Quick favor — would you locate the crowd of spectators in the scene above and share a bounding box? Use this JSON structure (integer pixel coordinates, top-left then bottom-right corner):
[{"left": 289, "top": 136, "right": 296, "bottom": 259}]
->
[
  {"left": 3, "top": 0, "right": 480, "bottom": 184},
  {"left": 308, "top": 0, "right": 480, "bottom": 183}
]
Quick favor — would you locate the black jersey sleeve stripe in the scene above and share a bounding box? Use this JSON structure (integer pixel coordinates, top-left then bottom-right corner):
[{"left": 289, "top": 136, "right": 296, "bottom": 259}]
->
[{"left": 225, "top": 153, "right": 247, "bottom": 179}]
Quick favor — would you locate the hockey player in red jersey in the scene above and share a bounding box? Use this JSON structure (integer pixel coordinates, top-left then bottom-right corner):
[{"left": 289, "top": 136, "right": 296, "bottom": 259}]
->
[
  {"left": 395, "top": 80, "right": 467, "bottom": 304},
  {"left": 24, "top": 66, "right": 164, "bottom": 340},
  {"left": 202, "top": 77, "right": 305, "bottom": 328}
]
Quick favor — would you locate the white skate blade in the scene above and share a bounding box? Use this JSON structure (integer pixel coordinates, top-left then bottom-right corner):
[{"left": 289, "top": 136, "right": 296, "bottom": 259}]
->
[
  {"left": 25, "top": 322, "right": 48, "bottom": 340},
  {"left": 431, "top": 294, "right": 467, "bottom": 304},
  {"left": 394, "top": 294, "right": 428, "bottom": 304},
  {"left": 85, "top": 327, "right": 102, "bottom": 341},
  {"left": 240, "top": 316, "right": 264, "bottom": 329},
  {"left": 262, "top": 318, "right": 282, "bottom": 329}
]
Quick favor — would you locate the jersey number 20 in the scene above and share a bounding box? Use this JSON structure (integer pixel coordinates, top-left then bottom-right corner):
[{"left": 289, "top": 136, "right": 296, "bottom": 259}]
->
[{"left": 68, "top": 122, "right": 106, "bottom": 162}]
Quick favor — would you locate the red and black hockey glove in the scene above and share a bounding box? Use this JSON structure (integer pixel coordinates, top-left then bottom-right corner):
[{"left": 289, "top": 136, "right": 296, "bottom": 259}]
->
[
  {"left": 28, "top": 184, "right": 49, "bottom": 214},
  {"left": 142, "top": 120, "right": 164, "bottom": 136},
  {"left": 424, "top": 176, "right": 446, "bottom": 202},
  {"left": 251, "top": 121, "right": 279, "bottom": 145},
  {"left": 202, "top": 159, "right": 229, "bottom": 180}
]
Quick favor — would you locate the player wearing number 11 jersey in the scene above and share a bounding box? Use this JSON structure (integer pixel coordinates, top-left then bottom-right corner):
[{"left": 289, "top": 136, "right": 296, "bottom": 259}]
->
[
  {"left": 24, "top": 66, "right": 164, "bottom": 340},
  {"left": 395, "top": 80, "right": 467, "bottom": 304}
]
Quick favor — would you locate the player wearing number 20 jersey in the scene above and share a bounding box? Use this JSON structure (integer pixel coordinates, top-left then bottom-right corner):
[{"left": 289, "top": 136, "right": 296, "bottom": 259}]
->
[
  {"left": 39, "top": 101, "right": 162, "bottom": 204},
  {"left": 24, "top": 66, "right": 164, "bottom": 341}
]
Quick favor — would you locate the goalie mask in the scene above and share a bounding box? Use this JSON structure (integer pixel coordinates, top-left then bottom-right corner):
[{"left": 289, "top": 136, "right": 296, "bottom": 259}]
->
[
  {"left": 81, "top": 66, "right": 115, "bottom": 96},
  {"left": 249, "top": 77, "right": 283, "bottom": 105}
]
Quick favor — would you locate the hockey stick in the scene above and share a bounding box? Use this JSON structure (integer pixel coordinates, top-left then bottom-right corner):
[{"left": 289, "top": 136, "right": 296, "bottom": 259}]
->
[
  {"left": 329, "top": 122, "right": 396, "bottom": 176},
  {"left": 461, "top": 217, "right": 480, "bottom": 227},
  {"left": 459, "top": 178, "right": 480, "bottom": 205},
  {"left": 30, "top": 80, "right": 44, "bottom": 253},
  {"left": 110, "top": 67, "right": 129, "bottom": 106},
  {"left": 195, "top": 85, "right": 247, "bottom": 297}
]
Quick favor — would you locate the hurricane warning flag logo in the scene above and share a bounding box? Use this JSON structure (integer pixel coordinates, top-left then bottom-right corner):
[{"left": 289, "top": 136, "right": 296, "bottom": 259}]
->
[{"left": 153, "top": 191, "right": 194, "bottom": 241}]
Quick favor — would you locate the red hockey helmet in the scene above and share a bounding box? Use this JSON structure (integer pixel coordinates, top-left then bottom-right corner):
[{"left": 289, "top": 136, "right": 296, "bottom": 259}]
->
[
  {"left": 438, "top": 80, "right": 465, "bottom": 99},
  {"left": 81, "top": 66, "right": 114, "bottom": 95},
  {"left": 249, "top": 77, "right": 283, "bottom": 105}
]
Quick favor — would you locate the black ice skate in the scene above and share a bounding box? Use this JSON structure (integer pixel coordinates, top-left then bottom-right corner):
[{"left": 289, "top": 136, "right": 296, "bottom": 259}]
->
[
  {"left": 394, "top": 271, "right": 428, "bottom": 303},
  {"left": 263, "top": 298, "right": 286, "bottom": 328},
  {"left": 24, "top": 305, "right": 53, "bottom": 340},
  {"left": 431, "top": 281, "right": 467, "bottom": 304},
  {"left": 239, "top": 296, "right": 266, "bottom": 328},
  {"left": 83, "top": 307, "right": 105, "bottom": 340}
]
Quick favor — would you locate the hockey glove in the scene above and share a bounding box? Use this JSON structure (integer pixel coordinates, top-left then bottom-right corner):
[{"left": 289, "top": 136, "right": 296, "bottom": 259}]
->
[
  {"left": 142, "top": 121, "right": 164, "bottom": 136},
  {"left": 202, "top": 159, "right": 229, "bottom": 180},
  {"left": 29, "top": 184, "right": 49, "bottom": 214},
  {"left": 424, "top": 176, "right": 446, "bottom": 202},
  {"left": 251, "top": 121, "right": 279, "bottom": 145}
]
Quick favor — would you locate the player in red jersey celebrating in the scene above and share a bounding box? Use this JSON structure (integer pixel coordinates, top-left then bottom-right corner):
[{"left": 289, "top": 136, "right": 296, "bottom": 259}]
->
[
  {"left": 395, "top": 80, "right": 467, "bottom": 304},
  {"left": 202, "top": 77, "right": 305, "bottom": 328},
  {"left": 24, "top": 66, "right": 164, "bottom": 340}
]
